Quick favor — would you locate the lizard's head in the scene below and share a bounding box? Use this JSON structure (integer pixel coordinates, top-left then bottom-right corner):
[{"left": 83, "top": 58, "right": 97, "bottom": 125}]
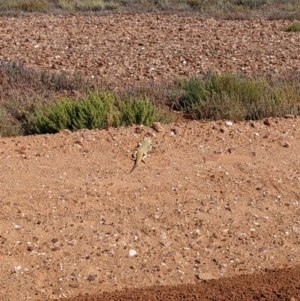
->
[{"left": 143, "top": 136, "right": 152, "bottom": 141}]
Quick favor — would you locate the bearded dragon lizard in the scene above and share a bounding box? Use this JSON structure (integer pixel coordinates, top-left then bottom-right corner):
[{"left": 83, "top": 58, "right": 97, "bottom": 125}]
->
[{"left": 129, "top": 137, "right": 152, "bottom": 173}]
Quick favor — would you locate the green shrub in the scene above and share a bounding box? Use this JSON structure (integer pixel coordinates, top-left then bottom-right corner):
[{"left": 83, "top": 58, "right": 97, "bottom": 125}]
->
[
  {"left": 56, "top": 0, "right": 105, "bottom": 11},
  {"left": 117, "top": 96, "right": 157, "bottom": 126},
  {"left": 154, "top": 108, "right": 178, "bottom": 124},
  {"left": 19, "top": 0, "right": 49, "bottom": 12},
  {"left": 0, "top": 59, "right": 176, "bottom": 136},
  {"left": 0, "top": 61, "right": 99, "bottom": 136},
  {"left": 174, "top": 76, "right": 209, "bottom": 118},
  {"left": 0, "top": 0, "right": 49, "bottom": 11},
  {"left": 175, "top": 73, "right": 300, "bottom": 120},
  {"left": 31, "top": 91, "right": 121, "bottom": 134},
  {"left": 29, "top": 91, "right": 162, "bottom": 134},
  {"left": 117, "top": 82, "right": 179, "bottom": 124},
  {"left": 285, "top": 21, "right": 300, "bottom": 32}
]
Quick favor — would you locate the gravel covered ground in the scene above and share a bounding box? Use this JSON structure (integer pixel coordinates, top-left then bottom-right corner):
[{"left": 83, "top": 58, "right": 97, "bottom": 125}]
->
[
  {"left": 0, "top": 12, "right": 300, "bottom": 301},
  {"left": 0, "top": 13, "right": 300, "bottom": 84}
]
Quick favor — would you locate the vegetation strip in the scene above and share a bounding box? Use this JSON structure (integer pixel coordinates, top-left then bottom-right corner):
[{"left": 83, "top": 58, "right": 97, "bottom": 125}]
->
[
  {"left": 0, "top": 61, "right": 299, "bottom": 137},
  {"left": 0, "top": 0, "right": 299, "bottom": 18}
]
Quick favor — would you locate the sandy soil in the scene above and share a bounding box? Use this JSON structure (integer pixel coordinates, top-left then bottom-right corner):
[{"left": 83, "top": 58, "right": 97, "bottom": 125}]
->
[
  {"left": 0, "top": 12, "right": 300, "bottom": 301},
  {"left": 1, "top": 118, "right": 300, "bottom": 300}
]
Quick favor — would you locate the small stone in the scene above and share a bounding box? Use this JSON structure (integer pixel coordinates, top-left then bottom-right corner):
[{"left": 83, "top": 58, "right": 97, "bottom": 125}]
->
[
  {"left": 160, "top": 231, "right": 171, "bottom": 247},
  {"left": 14, "top": 266, "right": 22, "bottom": 272},
  {"left": 51, "top": 246, "right": 60, "bottom": 251},
  {"left": 27, "top": 245, "right": 34, "bottom": 252},
  {"left": 60, "top": 129, "right": 72, "bottom": 135},
  {"left": 196, "top": 272, "right": 217, "bottom": 280},
  {"left": 134, "top": 127, "right": 143, "bottom": 134},
  {"left": 67, "top": 239, "right": 78, "bottom": 246},
  {"left": 82, "top": 131, "right": 89, "bottom": 139},
  {"left": 52, "top": 288, "right": 61, "bottom": 295},
  {"left": 283, "top": 142, "right": 290, "bottom": 148},
  {"left": 284, "top": 114, "right": 294, "bottom": 119},
  {"left": 262, "top": 133, "right": 270, "bottom": 138},
  {"left": 221, "top": 229, "right": 229, "bottom": 235},
  {"left": 69, "top": 282, "right": 79, "bottom": 288},
  {"left": 87, "top": 274, "right": 97, "bottom": 282},
  {"left": 258, "top": 246, "right": 267, "bottom": 253},
  {"left": 190, "top": 229, "right": 201, "bottom": 239},
  {"left": 225, "top": 120, "right": 233, "bottom": 126},
  {"left": 263, "top": 118, "right": 271, "bottom": 126},
  {"left": 171, "top": 128, "right": 177, "bottom": 135},
  {"left": 129, "top": 249, "right": 137, "bottom": 256},
  {"left": 51, "top": 238, "right": 59, "bottom": 243},
  {"left": 152, "top": 122, "right": 164, "bottom": 132},
  {"left": 227, "top": 147, "right": 234, "bottom": 154},
  {"left": 70, "top": 273, "right": 77, "bottom": 281}
]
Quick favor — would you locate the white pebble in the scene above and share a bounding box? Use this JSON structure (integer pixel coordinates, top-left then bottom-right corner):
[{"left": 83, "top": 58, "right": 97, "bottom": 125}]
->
[{"left": 129, "top": 249, "right": 137, "bottom": 257}]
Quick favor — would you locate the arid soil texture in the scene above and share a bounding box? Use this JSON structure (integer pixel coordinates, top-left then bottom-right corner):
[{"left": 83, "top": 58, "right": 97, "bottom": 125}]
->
[
  {"left": 0, "top": 14, "right": 300, "bottom": 83},
  {"left": 0, "top": 13, "right": 300, "bottom": 301}
]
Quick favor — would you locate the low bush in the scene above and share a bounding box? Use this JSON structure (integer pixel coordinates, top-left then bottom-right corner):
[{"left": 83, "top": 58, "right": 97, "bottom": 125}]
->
[
  {"left": 175, "top": 73, "right": 300, "bottom": 120},
  {"left": 117, "top": 96, "right": 157, "bottom": 126},
  {"left": 29, "top": 91, "right": 162, "bottom": 134},
  {"left": 232, "top": 0, "right": 268, "bottom": 10},
  {"left": 0, "top": 105, "right": 23, "bottom": 137},
  {"left": 0, "top": 0, "right": 299, "bottom": 14},
  {"left": 30, "top": 91, "right": 120, "bottom": 134},
  {"left": 0, "top": 61, "right": 101, "bottom": 136},
  {"left": 0, "top": 61, "right": 95, "bottom": 98},
  {"left": 55, "top": 0, "right": 105, "bottom": 11},
  {"left": 285, "top": 21, "right": 300, "bottom": 32},
  {"left": 0, "top": 0, "right": 49, "bottom": 12},
  {"left": 0, "top": 57, "right": 299, "bottom": 137}
]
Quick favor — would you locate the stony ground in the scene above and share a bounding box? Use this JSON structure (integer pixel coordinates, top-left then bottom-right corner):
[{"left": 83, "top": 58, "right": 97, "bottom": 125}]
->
[
  {"left": 0, "top": 12, "right": 300, "bottom": 301},
  {"left": 0, "top": 13, "right": 300, "bottom": 83}
]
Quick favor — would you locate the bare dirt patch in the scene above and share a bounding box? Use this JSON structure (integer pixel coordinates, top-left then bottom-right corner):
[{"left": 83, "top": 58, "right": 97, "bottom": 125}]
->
[
  {"left": 1, "top": 117, "right": 300, "bottom": 300},
  {"left": 0, "top": 13, "right": 300, "bottom": 301}
]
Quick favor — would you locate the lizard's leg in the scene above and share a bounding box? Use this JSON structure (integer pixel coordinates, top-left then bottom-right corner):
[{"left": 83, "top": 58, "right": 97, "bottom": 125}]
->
[
  {"left": 131, "top": 150, "right": 137, "bottom": 161},
  {"left": 141, "top": 152, "right": 148, "bottom": 163}
]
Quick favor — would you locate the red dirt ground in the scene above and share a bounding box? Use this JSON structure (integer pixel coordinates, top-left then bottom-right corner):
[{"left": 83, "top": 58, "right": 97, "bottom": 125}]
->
[{"left": 0, "top": 12, "right": 300, "bottom": 301}]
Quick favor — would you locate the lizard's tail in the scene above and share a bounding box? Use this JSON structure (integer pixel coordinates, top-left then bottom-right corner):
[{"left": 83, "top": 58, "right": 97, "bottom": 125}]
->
[
  {"left": 129, "top": 163, "right": 137, "bottom": 174},
  {"left": 129, "top": 151, "right": 142, "bottom": 173}
]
